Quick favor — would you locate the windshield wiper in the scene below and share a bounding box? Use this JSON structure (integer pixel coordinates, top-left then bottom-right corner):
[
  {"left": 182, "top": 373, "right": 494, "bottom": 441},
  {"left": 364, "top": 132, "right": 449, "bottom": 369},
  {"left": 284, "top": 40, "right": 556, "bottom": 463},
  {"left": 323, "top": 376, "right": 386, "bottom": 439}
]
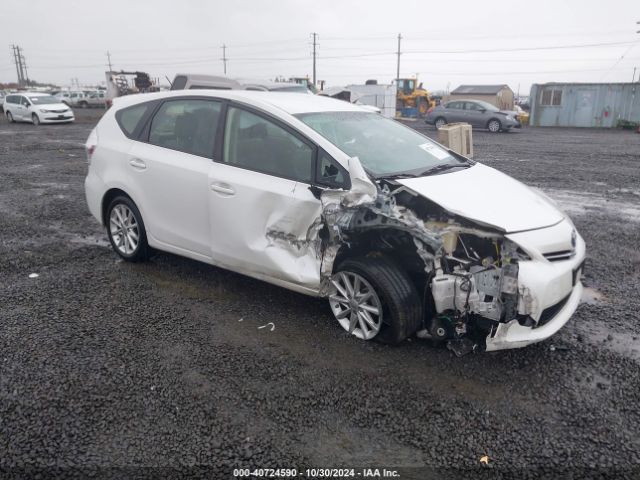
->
[{"left": 418, "top": 162, "right": 470, "bottom": 176}]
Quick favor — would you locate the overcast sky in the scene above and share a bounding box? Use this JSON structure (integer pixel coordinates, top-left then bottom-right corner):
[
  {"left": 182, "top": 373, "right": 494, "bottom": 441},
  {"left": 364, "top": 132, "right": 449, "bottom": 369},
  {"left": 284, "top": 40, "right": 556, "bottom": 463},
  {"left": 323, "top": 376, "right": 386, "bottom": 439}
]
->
[{"left": 2, "top": 0, "right": 639, "bottom": 94}]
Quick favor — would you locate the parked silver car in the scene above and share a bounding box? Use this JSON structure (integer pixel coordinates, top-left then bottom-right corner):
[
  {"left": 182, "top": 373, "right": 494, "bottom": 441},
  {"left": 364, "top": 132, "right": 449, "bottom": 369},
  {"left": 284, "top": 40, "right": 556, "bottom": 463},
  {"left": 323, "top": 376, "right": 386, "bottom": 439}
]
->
[{"left": 425, "top": 99, "right": 520, "bottom": 132}]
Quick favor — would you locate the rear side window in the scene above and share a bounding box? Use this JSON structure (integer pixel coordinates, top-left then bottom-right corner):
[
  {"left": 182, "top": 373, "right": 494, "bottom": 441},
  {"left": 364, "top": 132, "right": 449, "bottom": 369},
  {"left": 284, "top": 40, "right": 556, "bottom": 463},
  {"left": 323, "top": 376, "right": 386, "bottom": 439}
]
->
[
  {"left": 148, "top": 99, "right": 221, "bottom": 158},
  {"left": 223, "top": 106, "right": 313, "bottom": 182},
  {"left": 115, "top": 102, "right": 154, "bottom": 138}
]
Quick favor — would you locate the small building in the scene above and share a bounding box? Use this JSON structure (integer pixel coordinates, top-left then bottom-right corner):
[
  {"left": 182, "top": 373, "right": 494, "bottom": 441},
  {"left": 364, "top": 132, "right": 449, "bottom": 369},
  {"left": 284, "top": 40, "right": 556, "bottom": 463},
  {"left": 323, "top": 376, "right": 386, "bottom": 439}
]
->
[
  {"left": 529, "top": 82, "right": 640, "bottom": 128},
  {"left": 447, "top": 85, "right": 514, "bottom": 110}
]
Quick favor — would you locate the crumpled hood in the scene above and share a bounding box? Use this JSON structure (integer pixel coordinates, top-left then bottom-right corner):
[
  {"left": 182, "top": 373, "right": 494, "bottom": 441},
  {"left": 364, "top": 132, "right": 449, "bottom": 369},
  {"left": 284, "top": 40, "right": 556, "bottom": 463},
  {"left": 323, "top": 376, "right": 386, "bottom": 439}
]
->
[{"left": 396, "top": 163, "right": 564, "bottom": 233}]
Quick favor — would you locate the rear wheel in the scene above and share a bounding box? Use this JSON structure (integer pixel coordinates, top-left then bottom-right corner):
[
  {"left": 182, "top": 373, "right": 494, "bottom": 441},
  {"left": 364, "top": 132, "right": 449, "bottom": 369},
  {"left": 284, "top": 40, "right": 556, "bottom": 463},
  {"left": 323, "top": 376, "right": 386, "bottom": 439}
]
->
[
  {"left": 106, "top": 196, "right": 149, "bottom": 262},
  {"left": 6, "top": 111, "right": 14, "bottom": 123},
  {"left": 79, "top": 101, "right": 89, "bottom": 108},
  {"left": 487, "top": 118, "right": 501, "bottom": 132},
  {"left": 434, "top": 117, "right": 447, "bottom": 129},
  {"left": 329, "top": 257, "right": 422, "bottom": 344},
  {"left": 31, "top": 114, "right": 40, "bottom": 126}
]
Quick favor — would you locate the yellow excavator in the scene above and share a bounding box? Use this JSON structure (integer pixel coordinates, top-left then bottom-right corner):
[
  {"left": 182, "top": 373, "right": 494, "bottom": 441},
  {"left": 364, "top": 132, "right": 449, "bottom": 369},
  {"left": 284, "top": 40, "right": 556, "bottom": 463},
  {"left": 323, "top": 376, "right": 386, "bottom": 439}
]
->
[{"left": 396, "top": 77, "right": 434, "bottom": 117}]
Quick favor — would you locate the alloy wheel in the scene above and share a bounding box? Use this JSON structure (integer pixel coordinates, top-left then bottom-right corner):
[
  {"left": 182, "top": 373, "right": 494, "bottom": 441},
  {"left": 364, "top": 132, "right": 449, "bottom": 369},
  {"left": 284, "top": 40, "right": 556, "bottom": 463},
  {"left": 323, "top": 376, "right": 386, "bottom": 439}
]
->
[
  {"left": 109, "top": 204, "right": 140, "bottom": 255},
  {"left": 329, "top": 271, "right": 383, "bottom": 340},
  {"left": 488, "top": 120, "right": 501, "bottom": 132}
]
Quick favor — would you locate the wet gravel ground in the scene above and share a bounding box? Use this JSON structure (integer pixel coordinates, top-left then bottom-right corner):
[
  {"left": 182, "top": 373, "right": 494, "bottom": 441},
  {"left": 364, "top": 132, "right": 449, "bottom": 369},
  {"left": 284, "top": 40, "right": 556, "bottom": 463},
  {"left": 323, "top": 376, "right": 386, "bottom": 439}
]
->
[{"left": 1, "top": 110, "right": 639, "bottom": 478}]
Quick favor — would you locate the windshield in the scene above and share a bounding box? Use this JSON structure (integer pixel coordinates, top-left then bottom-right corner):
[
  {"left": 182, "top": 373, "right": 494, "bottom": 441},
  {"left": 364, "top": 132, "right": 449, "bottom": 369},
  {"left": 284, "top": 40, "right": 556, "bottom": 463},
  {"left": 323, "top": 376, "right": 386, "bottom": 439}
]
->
[
  {"left": 28, "top": 95, "right": 60, "bottom": 105},
  {"left": 296, "top": 111, "right": 464, "bottom": 177}
]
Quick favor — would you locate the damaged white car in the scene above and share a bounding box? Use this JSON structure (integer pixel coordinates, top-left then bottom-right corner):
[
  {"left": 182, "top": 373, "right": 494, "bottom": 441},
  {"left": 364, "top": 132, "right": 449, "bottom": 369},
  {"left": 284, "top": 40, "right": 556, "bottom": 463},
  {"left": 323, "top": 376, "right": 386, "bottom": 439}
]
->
[{"left": 84, "top": 90, "right": 586, "bottom": 354}]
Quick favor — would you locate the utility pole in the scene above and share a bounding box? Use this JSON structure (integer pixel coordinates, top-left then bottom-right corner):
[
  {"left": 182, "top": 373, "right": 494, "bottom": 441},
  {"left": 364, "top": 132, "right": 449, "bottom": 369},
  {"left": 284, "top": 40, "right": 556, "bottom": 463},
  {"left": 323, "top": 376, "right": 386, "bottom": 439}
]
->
[
  {"left": 16, "top": 46, "right": 26, "bottom": 86},
  {"left": 311, "top": 32, "right": 318, "bottom": 87},
  {"left": 11, "top": 45, "right": 23, "bottom": 85},
  {"left": 221, "top": 44, "right": 227, "bottom": 75},
  {"left": 633, "top": 67, "right": 637, "bottom": 83},
  {"left": 106, "top": 51, "right": 113, "bottom": 72},
  {"left": 21, "top": 53, "right": 30, "bottom": 86},
  {"left": 396, "top": 33, "right": 402, "bottom": 84}
]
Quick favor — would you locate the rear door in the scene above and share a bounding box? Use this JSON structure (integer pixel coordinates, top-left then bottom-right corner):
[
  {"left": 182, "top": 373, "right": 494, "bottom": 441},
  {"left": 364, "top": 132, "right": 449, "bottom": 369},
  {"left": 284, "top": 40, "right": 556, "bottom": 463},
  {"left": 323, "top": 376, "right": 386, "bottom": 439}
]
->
[
  {"left": 127, "top": 98, "right": 222, "bottom": 257},
  {"left": 207, "top": 104, "right": 323, "bottom": 289},
  {"left": 444, "top": 101, "right": 465, "bottom": 123}
]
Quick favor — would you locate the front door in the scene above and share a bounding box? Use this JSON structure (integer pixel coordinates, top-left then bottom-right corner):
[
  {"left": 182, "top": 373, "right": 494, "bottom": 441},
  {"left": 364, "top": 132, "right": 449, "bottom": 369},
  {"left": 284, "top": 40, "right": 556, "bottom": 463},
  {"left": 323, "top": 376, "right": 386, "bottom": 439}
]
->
[
  {"left": 17, "top": 96, "right": 30, "bottom": 120},
  {"left": 207, "top": 105, "right": 322, "bottom": 289},
  {"left": 464, "top": 101, "right": 487, "bottom": 127}
]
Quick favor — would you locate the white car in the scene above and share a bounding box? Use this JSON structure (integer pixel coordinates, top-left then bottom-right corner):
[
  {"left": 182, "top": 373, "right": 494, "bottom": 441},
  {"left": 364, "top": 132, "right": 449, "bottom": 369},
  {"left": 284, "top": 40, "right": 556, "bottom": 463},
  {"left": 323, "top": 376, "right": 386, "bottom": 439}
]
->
[
  {"left": 4, "top": 93, "right": 75, "bottom": 125},
  {"left": 84, "top": 91, "right": 586, "bottom": 354}
]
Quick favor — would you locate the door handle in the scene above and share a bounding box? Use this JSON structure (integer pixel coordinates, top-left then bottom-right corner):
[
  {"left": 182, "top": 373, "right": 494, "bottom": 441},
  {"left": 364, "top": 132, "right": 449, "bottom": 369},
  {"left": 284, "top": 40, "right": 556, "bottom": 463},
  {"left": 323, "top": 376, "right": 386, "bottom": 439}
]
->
[
  {"left": 210, "top": 182, "right": 235, "bottom": 196},
  {"left": 129, "top": 158, "right": 146, "bottom": 170}
]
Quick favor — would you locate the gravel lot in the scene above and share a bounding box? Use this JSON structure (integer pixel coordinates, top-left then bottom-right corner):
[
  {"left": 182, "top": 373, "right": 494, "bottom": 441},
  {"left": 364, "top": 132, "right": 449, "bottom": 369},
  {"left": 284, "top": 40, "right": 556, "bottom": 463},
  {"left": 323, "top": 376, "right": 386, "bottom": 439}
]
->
[{"left": 1, "top": 109, "right": 639, "bottom": 478}]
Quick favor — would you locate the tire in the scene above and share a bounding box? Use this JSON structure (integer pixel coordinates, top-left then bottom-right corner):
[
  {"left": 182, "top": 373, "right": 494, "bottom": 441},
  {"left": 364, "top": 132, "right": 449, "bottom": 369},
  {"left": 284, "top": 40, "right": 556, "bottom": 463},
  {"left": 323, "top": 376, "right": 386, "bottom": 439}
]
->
[
  {"left": 79, "top": 101, "right": 88, "bottom": 109},
  {"left": 6, "top": 111, "right": 14, "bottom": 123},
  {"left": 330, "top": 256, "right": 422, "bottom": 345},
  {"left": 434, "top": 117, "right": 447, "bottom": 130},
  {"left": 106, "top": 195, "right": 149, "bottom": 262},
  {"left": 32, "top": 114, "right": 40, "bottom": 126},
  {"left": 487, "top": 118, "right": 501, "bottom": 133}
]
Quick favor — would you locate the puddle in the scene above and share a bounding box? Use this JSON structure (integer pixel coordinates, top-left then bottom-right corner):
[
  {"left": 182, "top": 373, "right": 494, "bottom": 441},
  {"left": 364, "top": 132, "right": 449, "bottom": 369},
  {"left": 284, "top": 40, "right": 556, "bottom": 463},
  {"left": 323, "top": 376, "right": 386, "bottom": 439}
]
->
[
  {"left": 545, "top": 188, "right": 640, "bottom": 223},
  {"left": 581, "top": 287, "right": 605, "bottom": 305},
  {"left": 67, "top": 233, "right": 110, "bottom": 248},
  {"left": 572, "top": 317, "right": 640, "bottom": 361}
]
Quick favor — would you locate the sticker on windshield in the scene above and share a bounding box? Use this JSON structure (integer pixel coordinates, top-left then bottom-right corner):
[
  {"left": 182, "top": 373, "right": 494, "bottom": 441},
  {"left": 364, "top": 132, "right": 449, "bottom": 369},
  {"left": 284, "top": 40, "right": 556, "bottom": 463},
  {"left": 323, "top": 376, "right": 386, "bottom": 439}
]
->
[{"left": 418, "top": 142, "right": 450, "bottom": 160}]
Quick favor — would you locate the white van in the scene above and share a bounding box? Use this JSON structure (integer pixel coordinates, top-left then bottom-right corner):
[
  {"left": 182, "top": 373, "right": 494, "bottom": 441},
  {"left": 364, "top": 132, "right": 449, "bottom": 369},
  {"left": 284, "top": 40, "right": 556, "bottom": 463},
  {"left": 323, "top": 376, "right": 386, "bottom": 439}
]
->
[{"left": 3, "top": 93, "right": 75, "bottom": 125}]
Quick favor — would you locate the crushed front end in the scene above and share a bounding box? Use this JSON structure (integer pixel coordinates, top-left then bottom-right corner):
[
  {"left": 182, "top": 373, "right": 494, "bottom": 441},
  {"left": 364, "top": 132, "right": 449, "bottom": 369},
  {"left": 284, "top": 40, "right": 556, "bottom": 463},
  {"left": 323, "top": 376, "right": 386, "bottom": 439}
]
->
[{"left": 319, "top": 173, "right": 586, "bottom": 355}]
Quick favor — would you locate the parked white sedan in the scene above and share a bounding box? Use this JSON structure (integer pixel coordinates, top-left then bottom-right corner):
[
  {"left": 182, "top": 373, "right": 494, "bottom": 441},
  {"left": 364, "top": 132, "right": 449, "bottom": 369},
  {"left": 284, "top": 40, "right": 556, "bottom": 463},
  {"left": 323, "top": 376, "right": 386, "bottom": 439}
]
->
[{"left": 84, "top": 90, "right": 585, "bottom": 354}]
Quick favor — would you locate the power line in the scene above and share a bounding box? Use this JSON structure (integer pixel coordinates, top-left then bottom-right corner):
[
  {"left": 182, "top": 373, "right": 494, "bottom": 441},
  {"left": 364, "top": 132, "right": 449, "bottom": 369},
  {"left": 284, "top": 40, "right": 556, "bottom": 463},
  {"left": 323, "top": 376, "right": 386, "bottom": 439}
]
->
[{"left": 403, "top": 40, "right": 638, "bottom": 55}]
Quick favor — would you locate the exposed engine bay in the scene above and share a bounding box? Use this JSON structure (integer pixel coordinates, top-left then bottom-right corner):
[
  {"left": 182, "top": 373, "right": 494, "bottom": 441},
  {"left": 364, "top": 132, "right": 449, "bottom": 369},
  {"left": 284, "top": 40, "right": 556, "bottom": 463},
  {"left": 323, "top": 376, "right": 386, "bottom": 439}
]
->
[{"left": 317, "top": 168, "right": 534, "bottom": 355}]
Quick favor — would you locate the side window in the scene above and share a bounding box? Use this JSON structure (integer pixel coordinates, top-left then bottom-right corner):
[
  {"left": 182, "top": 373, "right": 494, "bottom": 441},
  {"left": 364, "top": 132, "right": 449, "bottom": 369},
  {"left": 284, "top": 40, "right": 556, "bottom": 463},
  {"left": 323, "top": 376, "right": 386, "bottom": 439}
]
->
[
  {"left": 149, "top": 99, "right": 221, "bottom": 157},
  {"left": 21, "top": 97, "right": 30, "bottom": 106},
  {"left": 115, "top": 102, "right": 154, "bottom": 138},
  {"left": 447, "top": 102, "right": 460, "bottom": 109},
  {"left": 223, "top": 106, "right": 313, "bottom": 183},
  {"left": 316, "top": 150, "right": 350, "bottom": 189},
  {"left": 465, "top": 102, "right": 481, "bottom": 111}
]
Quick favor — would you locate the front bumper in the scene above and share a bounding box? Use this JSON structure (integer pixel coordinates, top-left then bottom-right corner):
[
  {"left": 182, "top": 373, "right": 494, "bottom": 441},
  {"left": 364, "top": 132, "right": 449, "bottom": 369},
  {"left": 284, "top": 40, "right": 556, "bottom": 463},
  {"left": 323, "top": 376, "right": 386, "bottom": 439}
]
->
[
  {"left": 485, "top": 226, "right": 586, "bottom": 351},
  {"left": 41, "top": 115, "right": 74, "bottom": 123}
]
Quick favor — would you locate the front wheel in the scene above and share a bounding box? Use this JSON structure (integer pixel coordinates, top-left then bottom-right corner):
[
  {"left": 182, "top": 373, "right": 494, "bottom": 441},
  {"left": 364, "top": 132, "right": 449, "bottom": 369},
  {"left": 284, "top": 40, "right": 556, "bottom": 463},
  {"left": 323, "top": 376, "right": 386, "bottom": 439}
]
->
[
  {"left": 31, "top": 114, "right": 40, "bottom": 126},
  {"left": 79, "top": 101, "right": 89, "bottom": 109},
  {"left": 106, "top": 196, "right": 149, "bottom": 262},
  {"left": 329, "top": 257, "right": 422, "bottom": 344},
  {"left": 487, "top": 119, "right": 501, "bottom": 133}
]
